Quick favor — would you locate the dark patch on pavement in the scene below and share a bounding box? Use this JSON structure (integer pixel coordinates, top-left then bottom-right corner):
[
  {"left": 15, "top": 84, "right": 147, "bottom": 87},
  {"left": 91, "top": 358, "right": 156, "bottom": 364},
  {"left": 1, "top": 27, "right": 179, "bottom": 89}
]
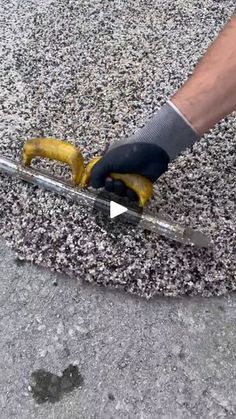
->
[
  {"left": 30, "top": 364, "right": 84, "bottom": 404},
  {"left": 108, "top": 392, "right": 115, "bottom": 401}
]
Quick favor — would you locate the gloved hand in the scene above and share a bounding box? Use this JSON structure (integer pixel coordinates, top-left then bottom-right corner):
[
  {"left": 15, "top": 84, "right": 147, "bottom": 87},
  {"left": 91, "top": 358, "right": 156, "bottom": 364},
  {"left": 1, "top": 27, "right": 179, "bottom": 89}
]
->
[{"left": 90, "top": 101, "right": 199, "bottom": 201}]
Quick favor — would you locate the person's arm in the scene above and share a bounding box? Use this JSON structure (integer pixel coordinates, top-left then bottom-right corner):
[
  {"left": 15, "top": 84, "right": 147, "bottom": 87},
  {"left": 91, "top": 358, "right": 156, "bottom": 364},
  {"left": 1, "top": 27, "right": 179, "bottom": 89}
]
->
[
  {"left": 90, "top": 13, "right": 236, "bottom": 201},
  {"left": 172, "top": 13, "right": 236, "bottom": 136}
]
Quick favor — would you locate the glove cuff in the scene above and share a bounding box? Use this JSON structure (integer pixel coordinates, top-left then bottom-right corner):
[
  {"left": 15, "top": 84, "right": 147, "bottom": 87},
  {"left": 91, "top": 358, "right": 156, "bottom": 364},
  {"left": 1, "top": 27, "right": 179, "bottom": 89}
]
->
[
  {"left": 110, "top": 101, "right": 200, "bottom": 161},
  {"left": 167, "top": 100, "right": 198, "bottom": 135},
  {"left": 152, "top": 101, "right": 200, "bottom": 161}
]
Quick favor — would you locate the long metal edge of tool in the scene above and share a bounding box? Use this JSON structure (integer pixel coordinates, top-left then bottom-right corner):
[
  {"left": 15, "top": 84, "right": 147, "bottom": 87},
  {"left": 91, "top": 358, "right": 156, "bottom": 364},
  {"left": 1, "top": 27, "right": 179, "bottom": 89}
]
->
[{"left": 0, "top": 156, "right": 211, "bottom": 247}]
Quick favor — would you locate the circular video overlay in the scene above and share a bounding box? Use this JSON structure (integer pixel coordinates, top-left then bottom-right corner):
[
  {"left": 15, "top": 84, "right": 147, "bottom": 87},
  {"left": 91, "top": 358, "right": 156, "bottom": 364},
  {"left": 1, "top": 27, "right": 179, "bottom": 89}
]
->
[{"left": 91, "top": 190, "right": 143, "bottom": 234}]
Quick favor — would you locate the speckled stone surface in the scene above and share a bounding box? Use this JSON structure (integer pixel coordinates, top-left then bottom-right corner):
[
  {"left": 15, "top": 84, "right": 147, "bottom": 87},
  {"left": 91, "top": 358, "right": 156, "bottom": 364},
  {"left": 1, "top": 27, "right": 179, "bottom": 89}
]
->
[{"left": 0, "top": 0, "right": 235, "bottom": 298}]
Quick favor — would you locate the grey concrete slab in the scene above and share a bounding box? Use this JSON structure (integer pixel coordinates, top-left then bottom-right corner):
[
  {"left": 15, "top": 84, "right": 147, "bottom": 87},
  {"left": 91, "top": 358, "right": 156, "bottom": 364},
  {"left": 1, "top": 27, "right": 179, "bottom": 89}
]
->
[{"left": 1, "top": 238, "right": 236, "bottom": 419}]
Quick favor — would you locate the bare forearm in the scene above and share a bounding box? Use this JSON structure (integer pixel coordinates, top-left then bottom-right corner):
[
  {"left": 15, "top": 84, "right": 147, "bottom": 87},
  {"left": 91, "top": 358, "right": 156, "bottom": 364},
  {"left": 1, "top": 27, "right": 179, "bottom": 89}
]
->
[{"left": 172, "top": 13, "right": 236, "bottom": 136}]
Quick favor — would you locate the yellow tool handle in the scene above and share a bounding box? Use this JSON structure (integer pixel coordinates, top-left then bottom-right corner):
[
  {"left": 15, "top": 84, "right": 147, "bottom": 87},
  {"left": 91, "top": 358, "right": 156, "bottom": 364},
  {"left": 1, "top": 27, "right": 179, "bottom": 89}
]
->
[
  {"left": 109, "top": 173, "right": 152, "bottom": 207},
  {"left": 81, "top": 157, "right": 153, "bottom": 207},
  {"left": 22, "top": 138, "right": 85, "bottom": 185},
  {"left": 22, "top": 139, "right": 153, "bottom": 207}
]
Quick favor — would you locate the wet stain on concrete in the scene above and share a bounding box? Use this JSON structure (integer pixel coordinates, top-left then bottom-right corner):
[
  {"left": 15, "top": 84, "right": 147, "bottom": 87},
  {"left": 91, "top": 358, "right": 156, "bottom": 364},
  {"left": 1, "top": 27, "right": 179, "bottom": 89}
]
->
[
  {"left": 108, "top": 392, "right": 115, "bottom": 401},
  {"left": 30, "top": 364, "right": 84, "bottom": 403}
]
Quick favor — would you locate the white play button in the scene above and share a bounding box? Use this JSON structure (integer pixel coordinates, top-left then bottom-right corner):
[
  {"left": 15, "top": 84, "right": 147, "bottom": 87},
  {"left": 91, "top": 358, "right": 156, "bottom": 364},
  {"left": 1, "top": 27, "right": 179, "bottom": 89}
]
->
[{"left": 110, "top": 200, "right": 128, "bottom": 219}]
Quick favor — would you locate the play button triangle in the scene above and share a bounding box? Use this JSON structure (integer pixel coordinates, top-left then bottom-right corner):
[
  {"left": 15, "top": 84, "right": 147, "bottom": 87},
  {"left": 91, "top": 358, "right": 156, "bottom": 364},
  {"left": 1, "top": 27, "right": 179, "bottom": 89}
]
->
[{"left": 110, "top": 200, "right": 128, "bottom": 219}]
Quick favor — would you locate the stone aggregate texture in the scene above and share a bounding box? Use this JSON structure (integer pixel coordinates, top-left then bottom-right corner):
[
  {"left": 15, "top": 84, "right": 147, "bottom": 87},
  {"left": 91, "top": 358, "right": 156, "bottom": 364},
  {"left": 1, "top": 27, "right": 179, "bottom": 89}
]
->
[{"left": 0, "top": 0, "right": 235, "bottom": 298}]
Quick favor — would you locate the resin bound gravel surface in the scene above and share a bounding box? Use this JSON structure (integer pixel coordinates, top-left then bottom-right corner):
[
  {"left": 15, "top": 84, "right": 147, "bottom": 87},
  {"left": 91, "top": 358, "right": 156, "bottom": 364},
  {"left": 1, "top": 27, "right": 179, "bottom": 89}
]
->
[{"left": 0, "top": 0, "right": 235, "bottom": 298}]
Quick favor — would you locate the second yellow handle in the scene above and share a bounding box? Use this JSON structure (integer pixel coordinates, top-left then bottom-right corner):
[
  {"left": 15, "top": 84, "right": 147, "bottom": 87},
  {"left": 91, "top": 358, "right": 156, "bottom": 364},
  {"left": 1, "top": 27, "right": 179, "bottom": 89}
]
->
[{"left": 81, "top": 157, "right": 153, "bottom": 207}]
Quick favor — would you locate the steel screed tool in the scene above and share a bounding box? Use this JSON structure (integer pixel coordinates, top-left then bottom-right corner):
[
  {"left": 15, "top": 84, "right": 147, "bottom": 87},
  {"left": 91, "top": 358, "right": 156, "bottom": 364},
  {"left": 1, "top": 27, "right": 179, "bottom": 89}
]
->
[{"left": 0, "top": 138, "right": 212, "bottom": 248}]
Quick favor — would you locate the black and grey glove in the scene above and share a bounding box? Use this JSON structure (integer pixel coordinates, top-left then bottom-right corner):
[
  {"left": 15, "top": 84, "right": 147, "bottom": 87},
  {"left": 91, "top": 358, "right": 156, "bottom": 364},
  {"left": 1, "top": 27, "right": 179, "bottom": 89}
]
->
[{"left": 90, "top": 101, "right": 199, "bottom": 201}]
